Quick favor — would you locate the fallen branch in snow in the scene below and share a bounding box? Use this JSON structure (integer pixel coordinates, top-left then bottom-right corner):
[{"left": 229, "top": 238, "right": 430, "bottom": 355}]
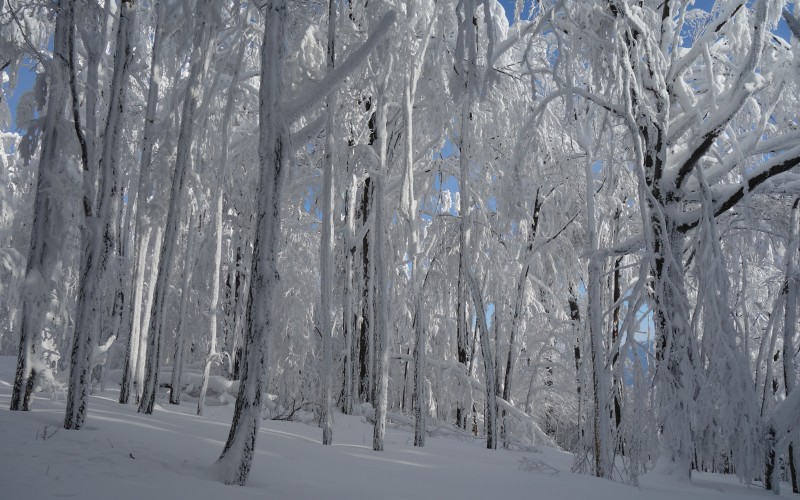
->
[
  {"left": 518, "top": 456, "right": 560, "bottom": 477},
  {"left": 263, "top": 397, "right": 320, "bottom": 422},
  {"left": 36, "top": 425, "right": 59, "bottom": 441}
]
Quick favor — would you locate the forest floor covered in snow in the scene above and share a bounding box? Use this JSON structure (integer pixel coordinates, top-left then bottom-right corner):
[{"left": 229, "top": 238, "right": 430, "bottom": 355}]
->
[{"left": 0, "top": 356, "right": 790, "bottom": 500}]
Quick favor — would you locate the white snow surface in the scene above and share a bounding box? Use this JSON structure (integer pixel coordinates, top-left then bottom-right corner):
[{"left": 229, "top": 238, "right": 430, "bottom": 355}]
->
[{"left": 0, "top": 356, "right": 788, "bottom": 499}]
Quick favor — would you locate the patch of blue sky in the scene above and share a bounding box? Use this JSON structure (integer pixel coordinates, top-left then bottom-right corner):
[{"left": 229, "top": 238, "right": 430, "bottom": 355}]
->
[
  {"left": 496, "top": 0, "right": 794, "bottom": 42},
  {"left": 3, "top": 58, "right": 37, "bottom": 131}
]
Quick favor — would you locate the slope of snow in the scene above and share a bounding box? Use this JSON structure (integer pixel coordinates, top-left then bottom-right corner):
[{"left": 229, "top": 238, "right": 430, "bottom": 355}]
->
[{"left": 0, "top": 356, "right": 787, "bottom": 499}]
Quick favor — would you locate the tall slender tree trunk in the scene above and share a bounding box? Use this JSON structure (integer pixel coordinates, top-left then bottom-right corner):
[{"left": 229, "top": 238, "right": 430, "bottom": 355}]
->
[
  {"left": 466, "top": 270, "right": 497, "bottom": 449},
  {"left": 120, "top": 3, "right": 165, "bottom": 405},
  {"left": 583, "top": 154, "right": 611, "bottom": 477},
  {"left": 11, "top": 0, "right": 73, "bottom": 412},
  {"left": 169, "top": 212, "right": 198, "bottom": 405},
  {"left": 610, "top": 251, "right": 623, "bottom": 431},
  {"left": 198, "top": 193, "right": 223, "bottom": 416},
  {"left": 372, "top": 81, "right": 391, "bottom": 452},
  {"left": 136, "top": 227, "right": 162, "bottom": 403},
  {"left": 120, "top": 226, "right": 151, "bottom": 403},
  {"left": 783, "top": 198, "right": 800, "bottom": 493},
  {"left": 503, "top": 191, "right": 542, "bottom": 443},
  {"left": 198, "top": 25, "right": 247, "bottom": 417},
  {"left": 343, "top": 174, "right": 358, "bottom": 414},
  {"left": 65, "top": 0, "right": 135, "bottom": 429},
  {"left": 139, "top": 1, "right": 215, "bottom": 415},
  {"left": 454, "top": 0, "right": 481, "bottom": 431},
  {"left": 358, "top": 175, "right": 372, "bottom": 402},
  {"left": 405, "top": 82, "right": 426, "bottom": 447},
  {"left": 215, "top": 0, "right": 287, "bottom": 484},
  {"left": 319, "top": 0, "right": 337, "bottom": 446}
]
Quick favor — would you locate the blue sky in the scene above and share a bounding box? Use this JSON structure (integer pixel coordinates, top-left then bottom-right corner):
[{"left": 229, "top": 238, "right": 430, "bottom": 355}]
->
[
  {"left": 2, "top": 0, "right": 795, "bottom": 131},
  {"left": 497, "top": 0, "right": 794, "bottom": 39}
]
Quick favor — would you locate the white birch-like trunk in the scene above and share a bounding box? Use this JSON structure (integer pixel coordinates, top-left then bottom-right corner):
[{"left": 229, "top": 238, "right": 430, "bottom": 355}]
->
[
  {"left": 139, "top": 1, "right": 215, "bottom": 414},
  {"left": 583, "top": 155, "right": 612, "bottom": 478},
  {"left": 135, "top": 226, "right": 162, "bottom": 403},
  {"left": 120, "top": 226, "right": 150, "bottom": 403},
  {"left": 372, "top": 82, "right": 391, "bottom": 452},
  {"left": 404, "top": 82, "right": 426, "bottom": 447},
  {"left": 319, "top": 0, "right": 337, "bottom": 446},
  {"left": 403, "top": 11, "right": 434, "bottom": 448},
  {"left": 198, "top": 192, "right": 223, "bottom": 416},
  {"left": 169, "top": 212, "right": 197, "bottom": 405},
  {"left": 198, "top": 27, "right": 247, "bottom": 417},
  {"left": 120, "top": 3, "right": 165, "bottom": 405},
  {"left": 455, "top": 0, "right": 478, "bottom": 429}
]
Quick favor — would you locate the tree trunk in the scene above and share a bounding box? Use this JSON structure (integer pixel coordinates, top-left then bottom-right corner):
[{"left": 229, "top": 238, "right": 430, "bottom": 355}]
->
[
  {"left": 198, "top": 192, "right": 223, "bottom": 416},
  {"left": 372, "top": 87, "right": 390, "bottom": 452},
  {"left": 215, "top": 0, "right": 287, "bottom": 484},
  {"left": 139, "top": 1, "right": 215, "bottom": 415},
  {"left": 65, "top": 0, "right": 135, "bottom": 429},
  {"left": 343, "top": 175, "right": 358, "bottom": 414},
  {"left": 783, "top": 198, "right": 800, "bottom": 492},
  {"left": 466, "top": 270, "right": 497, "bottom": 449},
  {"left": 11, "top": 0, "right": 73, "bottom": 412},
  {"left": 358, "top": 176, "right": 372, "bottom": 403},
  {"left": 583, "top": 155, "right": 611, "bottom": 477},
  {"left": 651, "top": 210, "right": 694, "bottom": 479},
  {"left": 454, "top": 91, "right": 471, "bottom": 427},
  {"left": 319, "top": 0, "right": 337, "bottom": 445},
  {"left": 404, "top": 82, "right": 426, "bottom": 447},
  {"left": 120, "top": 1, "right": 165, "bottom": 405},
  {"left": 120, "top": 227, "right": 151, "bottom": 404},
  {"left": 198, "top": 24, "right": 247, "bottom": 417},
  {"left": 136, "top": 227, "right": 162, "bottom": 403},
  {"left": 169, "top": 212, "right": 198, "bottom": 405},
  {"left": 503, "top": 191, "right": 542, "bottom": 444}
]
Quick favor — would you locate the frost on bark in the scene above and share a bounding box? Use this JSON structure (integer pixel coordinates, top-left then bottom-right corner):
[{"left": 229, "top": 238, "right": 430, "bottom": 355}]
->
[
  {"left": 401, "top": 16, "right": 434, "bottom": 443},
  {"left": 783, "top": 199, "right": 800, "bottom": 493},
  {"left": 65, "top": 0, "right": 135, "bottom": 430},
  {"left": 198, "top": 27, "right": 247, "bottom": 417},
  {"left": 466, "top": 270, "right": 497, "bottom": 450},
  {"left": 120, "top": 226, "right": 151, "bottom": 404},
  {"left": 766, "top": 198, "right": 800, "bottom": 492},
  {"left": 139, "top": 0, "right": 215, "bottom": 415},
  {"left": 120, "top": 2, "right": 165, "bottom": 406},
  {"left": 212, "top": 2, "right": 395, "bottom": 480},
  {"left": 215, "top": 0, "right": 287, "bottom": 484},
  {"left": 342, "top": 173, "right": 358, "bottom": 415},
  {"left": 372, "top": 74, "right": 391, "bottom": 452},
  {"left": 11, "top": 0, "right": 73, "bottom": 412},
  {"left": 405, "top": 83, "right": 426, "bottom": 447},
  {"left": 357, "top": 175, "right": 373, "bottom": 403},
  {"left": 169, "top": 212, "right": 198, "bottom": 405},
  {"left": 582, "top": 151, "right": 611, "bottom": 478},
  {"left": 319, "top": 0, "right": 337, "bottom": 446}
]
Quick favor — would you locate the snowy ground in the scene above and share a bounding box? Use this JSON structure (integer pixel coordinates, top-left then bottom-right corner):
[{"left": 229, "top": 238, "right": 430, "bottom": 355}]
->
[{"left": 0, "top": 356, "right": 790, "bottom": 499}]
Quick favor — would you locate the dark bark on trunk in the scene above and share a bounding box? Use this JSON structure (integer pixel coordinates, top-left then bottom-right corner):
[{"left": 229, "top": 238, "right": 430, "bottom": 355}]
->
[
  {"left": 611, "top": 254, "right": 622, "bottom": 430},
  {"left": 357, "top": 176, "right": 372, "bottom": 402}
]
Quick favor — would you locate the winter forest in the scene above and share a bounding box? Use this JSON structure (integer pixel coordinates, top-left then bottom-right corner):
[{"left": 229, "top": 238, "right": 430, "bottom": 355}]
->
[{"left": 2, "top": 0, "right": 800, "bottom": 497}]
